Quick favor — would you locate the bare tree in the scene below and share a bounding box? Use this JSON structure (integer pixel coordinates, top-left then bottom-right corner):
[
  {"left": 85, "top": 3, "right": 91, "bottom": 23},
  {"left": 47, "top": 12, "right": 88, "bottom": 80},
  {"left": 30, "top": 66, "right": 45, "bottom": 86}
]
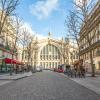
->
[
  {"left": 66, "top": 0, "right": 99, "bottom": 76},
  {"left": 11, "top": 15, "right": 22, "bottom": 49},
  {"left": 65, "top": 11, "right": 81, "bottom": 59},
  {"left": 0, "top": 0, "right": 19, "bottom": 36},
  {"left": 20, "top": 28, "right": 35, "bottom": 66},
  {"left": 6, "top": 15, "right": 22, "bottom": 51},
  {"left": 19, "top": 28, "right": 28, "bottom": 61},
  {"left": 11, "top": 15, "right": 22, "bottom": 64},
  {"left": 26, "top": 36, "right": 35, "bottom": 66}
]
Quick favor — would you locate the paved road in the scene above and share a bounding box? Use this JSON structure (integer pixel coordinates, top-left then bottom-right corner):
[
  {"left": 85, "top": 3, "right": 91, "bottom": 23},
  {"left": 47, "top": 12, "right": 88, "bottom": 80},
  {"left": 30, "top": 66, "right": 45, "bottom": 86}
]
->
[{"left": 0, "top": 71, "right": 100, "bottom": 100}]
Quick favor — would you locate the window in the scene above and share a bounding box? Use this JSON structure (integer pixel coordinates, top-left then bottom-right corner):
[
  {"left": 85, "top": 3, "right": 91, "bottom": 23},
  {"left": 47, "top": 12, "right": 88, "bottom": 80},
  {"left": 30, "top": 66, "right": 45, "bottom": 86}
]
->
[{"left": 40, "top": 44, "right": 60, "bottom": 60}]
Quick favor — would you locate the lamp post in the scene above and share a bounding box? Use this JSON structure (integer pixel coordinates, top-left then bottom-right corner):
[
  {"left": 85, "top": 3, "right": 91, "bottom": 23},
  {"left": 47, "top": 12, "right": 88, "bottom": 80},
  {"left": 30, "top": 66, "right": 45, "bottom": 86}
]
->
[{"left": 10, "top": 53, "right": 13, "bottom": 75}]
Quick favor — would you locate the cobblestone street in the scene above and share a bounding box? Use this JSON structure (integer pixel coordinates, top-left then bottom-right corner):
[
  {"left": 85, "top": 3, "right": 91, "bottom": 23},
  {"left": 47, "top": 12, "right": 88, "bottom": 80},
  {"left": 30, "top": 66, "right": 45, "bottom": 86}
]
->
[{"left": 0, "top": 71, "right": 100, "bottom": 100}]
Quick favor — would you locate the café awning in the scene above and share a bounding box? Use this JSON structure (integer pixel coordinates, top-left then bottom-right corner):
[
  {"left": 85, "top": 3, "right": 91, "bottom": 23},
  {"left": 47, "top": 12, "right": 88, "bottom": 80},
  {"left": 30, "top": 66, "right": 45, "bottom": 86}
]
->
[
  {"left": 4, "top": 58, "right": 13, "bottom": 64},
  {"left": 4, "top": 58, "right": 23, "bottom": 65}
]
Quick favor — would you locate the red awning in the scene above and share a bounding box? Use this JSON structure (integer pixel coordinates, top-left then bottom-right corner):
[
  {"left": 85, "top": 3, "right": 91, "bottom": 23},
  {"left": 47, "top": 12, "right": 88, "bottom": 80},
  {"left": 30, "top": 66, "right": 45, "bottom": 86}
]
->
[
  {"left": 13, "top": 60, "right": 17, "bottom": 64},
  {"left": 4, "top": 58, "right": 13, "bottom": 64},
  {"left": 4, "top": 58, "right": 23, "bottom": 65}
]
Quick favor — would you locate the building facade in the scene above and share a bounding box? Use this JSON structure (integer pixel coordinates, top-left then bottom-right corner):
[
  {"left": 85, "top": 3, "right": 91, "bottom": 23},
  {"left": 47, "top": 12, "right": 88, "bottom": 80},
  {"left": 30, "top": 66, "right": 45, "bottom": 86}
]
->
[
  {"left": 0, "top": 17, "right": 17, "bottom": 72},
  {"left": 28, "top": 33, "right": 78, "bottom": 69},
  {"left": 79, "top": 1, "right": 100, "bottom": 71}
]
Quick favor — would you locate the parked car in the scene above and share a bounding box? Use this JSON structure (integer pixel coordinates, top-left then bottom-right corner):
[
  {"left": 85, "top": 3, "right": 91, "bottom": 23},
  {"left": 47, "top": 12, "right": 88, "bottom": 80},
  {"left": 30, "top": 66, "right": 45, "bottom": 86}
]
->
[
  {"left": 36, "top": 67, "right": 42, "bottom": 72},
  {"left": 57, "top": 68, "right": 64, "bottom": 73},
  {"left": 54, "top": 65, "right": 64, "bottom": 73}
]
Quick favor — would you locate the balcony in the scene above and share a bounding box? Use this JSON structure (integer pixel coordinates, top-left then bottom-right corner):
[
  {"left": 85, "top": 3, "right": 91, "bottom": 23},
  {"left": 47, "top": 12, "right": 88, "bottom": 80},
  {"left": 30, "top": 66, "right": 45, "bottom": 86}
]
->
[{"left": 79, "top": 40, "right": 100, "bottom": 55}]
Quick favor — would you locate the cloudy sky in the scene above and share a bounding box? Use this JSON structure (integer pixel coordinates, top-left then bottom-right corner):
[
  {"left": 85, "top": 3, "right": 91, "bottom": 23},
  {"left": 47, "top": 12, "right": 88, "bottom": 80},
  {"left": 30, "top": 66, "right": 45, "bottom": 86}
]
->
[
  {"left": 16, "top": 0, "right": 74, "bottom": 39},
  {"left": 16, "top": 0, "right": 97, "bottom": 39}
]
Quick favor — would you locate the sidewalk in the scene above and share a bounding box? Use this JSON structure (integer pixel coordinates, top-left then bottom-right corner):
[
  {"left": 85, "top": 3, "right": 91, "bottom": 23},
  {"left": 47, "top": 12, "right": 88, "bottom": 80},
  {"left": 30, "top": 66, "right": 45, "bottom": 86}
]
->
[
  {"left": 59, "top": 73, "right": 100, "bottom": 95},
  {"left": 69, "top": 74, "right": 100, "bottom": 95},
  {"left": 0, "top": 72, "right": 32, "bottom": 80}
]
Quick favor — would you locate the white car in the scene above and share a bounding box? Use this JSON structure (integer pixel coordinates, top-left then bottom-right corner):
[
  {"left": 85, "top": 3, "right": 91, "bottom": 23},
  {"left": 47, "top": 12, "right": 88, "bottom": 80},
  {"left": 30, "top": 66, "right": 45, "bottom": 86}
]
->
[{"left": 36, "top": 67, "right": 42, "bottom": 72}]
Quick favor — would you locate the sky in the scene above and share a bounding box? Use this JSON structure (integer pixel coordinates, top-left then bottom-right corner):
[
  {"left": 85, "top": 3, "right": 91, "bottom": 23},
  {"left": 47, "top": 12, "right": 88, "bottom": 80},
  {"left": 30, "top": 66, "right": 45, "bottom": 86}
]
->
[
  {"left": 16, "top": 0, "right": 73, "bottom": 39},
  {"left": 16, "top": 0, "right": 97, "bottom": 39}
]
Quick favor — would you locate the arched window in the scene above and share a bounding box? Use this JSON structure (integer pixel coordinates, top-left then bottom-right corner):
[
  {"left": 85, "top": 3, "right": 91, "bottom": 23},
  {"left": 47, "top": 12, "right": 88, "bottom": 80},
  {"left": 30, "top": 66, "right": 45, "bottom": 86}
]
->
[
  {"left": 40, "top": 44, "right": 60, "bottom": 60},
  {"left": 40, "top": 44, "right": 60, "bottom": 68}
]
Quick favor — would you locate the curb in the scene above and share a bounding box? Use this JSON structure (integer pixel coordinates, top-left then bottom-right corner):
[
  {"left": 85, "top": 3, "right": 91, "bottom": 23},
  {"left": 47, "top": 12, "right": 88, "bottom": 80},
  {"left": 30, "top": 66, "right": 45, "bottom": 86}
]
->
[
  {"left": 0, "top": 73, "right": 33, "bottom": 80},
  {"left": 0, "top": 76, "right": 28, "bottom": 80}
]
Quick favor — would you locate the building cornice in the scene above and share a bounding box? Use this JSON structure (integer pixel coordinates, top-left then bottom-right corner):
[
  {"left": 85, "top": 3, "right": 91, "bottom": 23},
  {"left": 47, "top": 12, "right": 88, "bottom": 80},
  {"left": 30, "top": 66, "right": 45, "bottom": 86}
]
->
[{"left": 79, "top": 1, "right": 100, "bottom": 38}]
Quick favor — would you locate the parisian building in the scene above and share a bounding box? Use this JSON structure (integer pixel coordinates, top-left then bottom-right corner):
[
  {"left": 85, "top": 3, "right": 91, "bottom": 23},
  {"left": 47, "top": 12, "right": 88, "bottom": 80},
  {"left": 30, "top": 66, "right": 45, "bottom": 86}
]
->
[
  {"left": 23, "top": 33, "right": 78, "bottom": 69},
  {"left": 79, "top": 1, "right": 100, "bottom": 71},
  {"left": 0, "top": 16, "right": 17, "bottom": 73}
]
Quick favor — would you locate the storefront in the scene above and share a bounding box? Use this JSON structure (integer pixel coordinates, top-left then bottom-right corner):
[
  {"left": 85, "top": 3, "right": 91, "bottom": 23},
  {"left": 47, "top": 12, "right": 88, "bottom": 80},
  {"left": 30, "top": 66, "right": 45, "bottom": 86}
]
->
[
  {"left": 0, "top": 57, "right": 24, "bottom": 73},
  {"left": 0, "top": 47, "right": 17, "bottom": 73}
]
